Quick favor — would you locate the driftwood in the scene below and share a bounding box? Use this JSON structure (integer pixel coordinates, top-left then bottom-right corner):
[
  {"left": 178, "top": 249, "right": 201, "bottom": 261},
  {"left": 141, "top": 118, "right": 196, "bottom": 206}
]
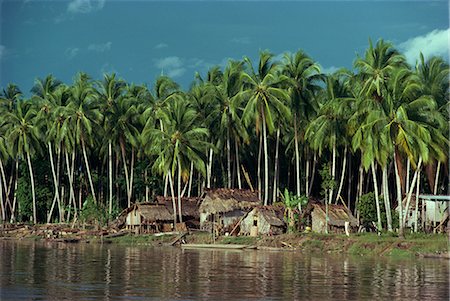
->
[
  {"left": 169, "top": 232, "right": 187, "bottom": 246},
  {"left": 103, "top": 230, "right": 130, "bottom": 239}
]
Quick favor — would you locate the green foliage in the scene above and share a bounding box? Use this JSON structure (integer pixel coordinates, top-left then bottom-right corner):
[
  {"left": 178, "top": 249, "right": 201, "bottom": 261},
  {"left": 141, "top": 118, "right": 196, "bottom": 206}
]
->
[
  {"left": 319, "top": 163, "right": 337, "bottom": 197},
  {"left": 282, "top": 188, "right": 308, "bottom": 209},
  {"left": 80, "top": 197, "right": 108, "bottom": 226},
  {"left": 357, "top": 192, "right": 399, "bottom": 230}
]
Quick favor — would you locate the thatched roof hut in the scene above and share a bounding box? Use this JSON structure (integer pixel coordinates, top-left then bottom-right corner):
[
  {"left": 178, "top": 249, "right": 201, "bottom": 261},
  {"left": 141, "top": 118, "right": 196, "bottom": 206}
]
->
[
  {"left": 240, "top": 206, "right": 285, "bottom": 235},
  {"left": 156, "top": 196, "right": 201, "bottom": 219},
  {"left": 302, "top": 203, "right": 358, "bottom": 233},
  {"left": 199, "top": 188, "right": 260, "bottom": 215}
]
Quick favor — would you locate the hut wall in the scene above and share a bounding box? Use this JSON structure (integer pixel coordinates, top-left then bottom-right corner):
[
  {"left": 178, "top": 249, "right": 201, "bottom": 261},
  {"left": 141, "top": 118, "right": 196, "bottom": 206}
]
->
[
  {"left": 425, "top": 201, "right": 447, "bottom": 223},
  {"left": 126, "top": 209, "right": 141, "bottom": 227},
  {"left": 222, "top": 210, "right": 245, "bottom": 228},
  {"left": 240, "top": 210, "right": 256, "bottom": 234},
  {"left": 311, "top": 210, "right": 326, "bottom": 233}
]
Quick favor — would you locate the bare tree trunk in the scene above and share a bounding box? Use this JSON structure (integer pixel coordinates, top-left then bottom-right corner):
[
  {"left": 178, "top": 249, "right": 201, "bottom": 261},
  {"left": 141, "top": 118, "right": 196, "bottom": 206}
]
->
[
  {"left": 414, "top": 168, "right": 421, "bottom": 232},
  {"left": 272, "top": 128, "right": 280, "bottom": 204},
  {"left": 257, "top": 133, "right": 262, "bottom": 200},
  {"left": 262, "top": 111, "right": 269, "bottom": 206},
  {"left": 145, "top": 168, "right": 149, "bottom": 203},
  {"left": 187, "top": 161, "right": 193, "bottom": 197},
  {"left": 294, "top": 117, "right": 301, "bottom": 197},
  {"left": 168, "top": 172, "right": 177, "bottom": 226},
  {"left": 382, "top": 164, "right": 393, "bottom": 232},
  {"left": 129, "top": 149, "right": 135, "bottom": 205},
  {"left": 328, "top": 143, "right": 336, "bottom": 204},
  {"left": 109, "top": 141, "right": 113, "bottom": 215},
  {"left": 371, "top": 162, "right": 382, "bottom": 232},
  {"left": 235, "top": 140, "right": 242, "bottom": 189},
  {"left": 226, "top": 127, "right": 231, "bottom": 188},
  {"left": 177, "top": 160, "right": 182, "bottom": 223},
  {"left": 120, "top": 142, "right": 130, "bottom": 207},
  {"left": 355, "top": 163, "right": 364, "bottom": 217},
  {"left": 47, "top": 142, "right": 61, "bottom": 223},
  {"left": 406, "top": 158, "right": 410, "bottom": 193},
  {"left": 402, "top": 157, "right": 423, "bottom": 229},
  {"left": 81, "top": 139, "right": 96, "bottom": 203},
  {"left": 10, "top": 160, "right": 19, "bottom": 223},
  {"left": 207, "top": 148, "right": 213, "bottom": 189},
  {"left": 335, "top": 146, "right": 347, "bottom": 203},
  {"left": 308, "top": 152, "right": 317, "bottom": 196},
  {"left": 305, "top": 154, "right": 310, "bottom": 198},
  {"left": 164, "top": 174, "right": 168, "bottom": 197},
  {"left": 56, "top": 148, "right": 62, "bottom": 222},
  {"left": 0, "top": 159, "right": 12, "bottom": 217},
  {"left": 65, "top": 150, "right": 76, "bottom": 219},
  {"left": 394, "top": 151, "right": 404, "bottom": 236},
  {"left": 26, "top": 153, "right": 37, "bottom": 224},
  {"left": 433, "top": 161, "right": 441, "bottom": 194}
]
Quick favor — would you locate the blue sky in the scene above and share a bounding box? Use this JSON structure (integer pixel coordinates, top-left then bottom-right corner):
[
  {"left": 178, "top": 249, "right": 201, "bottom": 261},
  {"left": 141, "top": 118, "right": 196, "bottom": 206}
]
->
[{"left": 0, "top": 0, "right": 448, "bottom": 93}]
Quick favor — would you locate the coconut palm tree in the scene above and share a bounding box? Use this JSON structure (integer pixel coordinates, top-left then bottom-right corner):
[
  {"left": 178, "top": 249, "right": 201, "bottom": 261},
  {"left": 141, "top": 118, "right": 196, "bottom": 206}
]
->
[
  {"left": 240, "top": 51, "right": 291, "bottom": 205},
  {"left": 282, "top": 51, "right": 322, "bottom": 197},
  {"left": 4, "top": 101, "right": 41, "bottom": 223}
]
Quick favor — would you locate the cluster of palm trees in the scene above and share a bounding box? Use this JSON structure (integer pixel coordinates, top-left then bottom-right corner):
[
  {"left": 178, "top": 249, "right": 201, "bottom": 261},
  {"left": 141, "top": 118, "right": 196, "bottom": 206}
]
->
[{"left": 0, "top": 39, "right": 448, "bottom": 234}]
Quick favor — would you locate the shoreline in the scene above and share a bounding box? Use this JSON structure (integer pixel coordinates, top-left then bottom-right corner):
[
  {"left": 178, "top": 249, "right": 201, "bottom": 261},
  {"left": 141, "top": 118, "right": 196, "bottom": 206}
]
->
[{"left": 1, "top": 224, "right": 448, "bottom": 259}]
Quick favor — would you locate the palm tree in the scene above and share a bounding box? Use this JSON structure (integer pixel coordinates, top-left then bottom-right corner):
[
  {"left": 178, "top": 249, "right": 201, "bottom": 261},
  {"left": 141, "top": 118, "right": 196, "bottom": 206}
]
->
[
  {"left": 143, "top": 96, "right": 209, "bottom": 224},
  {"left": 4, "top": 101, "right": 41, "bottom": 223},
  {"left": 282, "top": 50, "right": 322, "bottom": 197},
  {"left": 240, "top": 51, "right": 291, "bottom": 205}
]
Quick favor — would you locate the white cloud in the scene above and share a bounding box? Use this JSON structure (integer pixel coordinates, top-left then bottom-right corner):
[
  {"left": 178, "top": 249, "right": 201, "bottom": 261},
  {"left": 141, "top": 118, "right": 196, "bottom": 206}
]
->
[
  {"left": 65, "top": 47, "right": 79, "bottom": 59},
  {"left": 88, "top": 41, "right": 112, "bottom": 52},
  {"left": 67, "top": 0, "right": 105, "bottom": 14},
  {"left": 155, "top": 56, "right": 186, "bottom": 78},
  {"left": 399, "top": 28, "right": 450, "bottom": 64},
  {"left": 320, "top": 65, "right": 340, "bottom": 75},
  {"left": 155, "top": 43, "right": 168, "bottom": 49}
]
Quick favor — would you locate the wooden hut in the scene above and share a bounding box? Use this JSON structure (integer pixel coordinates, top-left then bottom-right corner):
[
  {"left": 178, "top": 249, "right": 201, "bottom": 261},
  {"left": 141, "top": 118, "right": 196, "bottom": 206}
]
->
[
  {"left": 302, "top": 203, "right": 358, "bottom": 234},
  {"left": 240, "top": 206, "right": 285, "bottom": 236},
  {"left": 124, "top": 203, "right": 173, "bottom": 234},
  {"left": 199, "top": 188, "right": 260, "bottom": 233},
  {"left": 156, "top": 196, "right": 201, "bottom": 229}
]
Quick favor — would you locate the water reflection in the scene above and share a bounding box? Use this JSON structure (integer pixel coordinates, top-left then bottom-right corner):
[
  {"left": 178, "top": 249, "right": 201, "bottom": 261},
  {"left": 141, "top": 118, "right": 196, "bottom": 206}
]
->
[{"left": 0, "top": 240, "right": 448, "bottom": 300}]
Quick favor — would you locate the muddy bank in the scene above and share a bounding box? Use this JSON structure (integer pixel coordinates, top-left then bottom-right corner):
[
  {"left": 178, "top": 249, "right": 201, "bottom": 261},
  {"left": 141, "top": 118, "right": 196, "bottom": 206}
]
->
[{"left": 1, "top": 224, "right": 448, "bottom": 258}]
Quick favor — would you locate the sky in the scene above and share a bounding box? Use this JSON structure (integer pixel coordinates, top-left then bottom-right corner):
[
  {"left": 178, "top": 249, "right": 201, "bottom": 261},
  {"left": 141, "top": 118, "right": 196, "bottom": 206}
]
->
[{"left": 0, "top": 0, "right": 448, "bottom": 94}]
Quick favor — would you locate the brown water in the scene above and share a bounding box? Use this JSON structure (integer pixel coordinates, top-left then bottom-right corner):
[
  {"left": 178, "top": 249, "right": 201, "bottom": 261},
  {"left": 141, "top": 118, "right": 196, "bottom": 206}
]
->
[{"left": 0, "top": 240, "right": 448, "bottom": 300}]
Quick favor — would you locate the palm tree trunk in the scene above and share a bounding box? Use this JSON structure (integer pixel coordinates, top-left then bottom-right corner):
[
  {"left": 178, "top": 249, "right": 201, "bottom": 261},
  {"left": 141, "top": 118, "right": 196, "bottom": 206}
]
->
[
  {"left": 207, "top": 148, "right": 213, "bottom": 189},
  {"left": 26, "top": 152, "right": 37, "bottom": 224},
  {"left": 235, "top": 140, "right": 242, "bottom": 189},
  {"left": 272, "top": 128, "right": 280, "bottom": 204},
  {"left": 382, "top": 164, "right": 393, "bottom": 232},
  {"left": 145, "top": 168, "right": 149, "bottom": 202},
  {"left": 164, "top": 174, "right": 168, "bottom": 197},
  {"left": 226, "top": 127, "right": 231, "bottom": 188},
  {"left": 56, "top": 147, "right": 63, "bottom": 222},
  {"left": 371, "top": 162, "right": 382, "bottom": 232},
  {"left": 11, "top": 159, "right": 19, "bottom": 223},
  {"left": 294, "top": 116, "right": 301, "bottom": 197},
  {"left": 129, "top": 149, "right": 135, "bottom": 205},
  {"left": 47, "top": 142, "right": 61, "bottom": 223},
  {"left": 355, "top": 163, "right": 364, "bottom": 217},
  {"left": 433, "top": 161, "right": 441, "bottom": 194},
  {"left": 177, "top": 160, "right": 182, "bottom": 223},
  {"left": 168, "top": 172, "right": 177, "bottom": 226},
  {"left": 120, "top": 141, "right": 131, "bottom": 207},
  {"left": 81, "top": 139, "right": 96, "bottom": 203},
  {"left": 257, "top": 133, "right": 262, "bottom": 200},
  {"left": 335, "top": 146, "right": 347, "bottom": 203},
  {"left": 109, "top": 141, "right": 113, "bottom": 215},
  {"left": 308, "top": 152, "right": 317, "bottom": 196},
  {"left": 65, "top": 150, "right": 76, "bottom": 219},
  {"left": 187, "top": 161, "right": 193, "bottom": 197},
  {"left": 262, "top": 111, "right": 269, "bottom": 206},
  {"left": 328, "top": 143, "right": 336, "bottom": 204},
  {"left": 394, "top": 151, "right": 404, "bottom": 236},
  {"left": 406, "top": 158, "right": 410, "bottom": 193},
  {"left": 402, "top": 157, "right": 423, "bottom": 229},
  {"left": 0, "top": 159, "right": 12, "bottom": 216},
  {"left": 0, "top": 170, "right": 5, "bottom": 222},
  {"left": 414, "top": 169, "right": 421, "bottom": 232},
  {"left": 305, "top": 154, "right": 310, "bottom": 198}
]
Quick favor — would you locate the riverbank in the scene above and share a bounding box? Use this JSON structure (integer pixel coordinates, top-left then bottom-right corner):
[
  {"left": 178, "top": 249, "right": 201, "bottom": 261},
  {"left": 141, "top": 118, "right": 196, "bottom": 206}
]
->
[{"left": 1, "top": 224, "right": 448, "bottom": 258}]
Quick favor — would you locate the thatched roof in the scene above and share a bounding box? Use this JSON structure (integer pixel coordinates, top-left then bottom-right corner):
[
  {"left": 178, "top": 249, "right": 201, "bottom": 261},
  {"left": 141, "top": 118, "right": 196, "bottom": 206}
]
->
[
  {"left": 303, "top": 203, "right": 358, "bottom": 227},
  {"left": 133, "top": 203, "right": 173, "bottom": 222},
  {"left": 200, "top": 188, "right": 260, "bottom": 214},
  {"left": 250, "top": 206, "right": 285, "bottom": 227},
  {"left": 156, "top": 196, "right": 201, "bottom": 219}
]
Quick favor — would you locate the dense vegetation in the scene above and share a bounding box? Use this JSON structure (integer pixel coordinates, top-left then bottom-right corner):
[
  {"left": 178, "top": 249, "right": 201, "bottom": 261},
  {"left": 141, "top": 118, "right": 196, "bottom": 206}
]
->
[{"left": 0, "top": 39, "right": 448, "bottom": 235}]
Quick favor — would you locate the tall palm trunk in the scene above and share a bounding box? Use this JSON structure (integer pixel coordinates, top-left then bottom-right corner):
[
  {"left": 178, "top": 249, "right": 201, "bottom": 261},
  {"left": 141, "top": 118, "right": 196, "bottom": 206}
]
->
[
  {"left": 120, "top": 141, "right": 131, "bottom": 207},
  {"left": 235, "top": 140, "right": 242, "bottom": 189},
  {"left": 371, "top": 162, "right": 382, "bottom": 232},
  {"left": 394, "top": 151, "right": 404, "bottom": 236},
  {"left": 226, "top": 127, "right": 231, "bottom": 188},
  {"left": 207, "top": 148, "right": 213, "bottom": 188},
  {"left": 262, "top": 110, "right": 269, "bottom": 206},
  {"left": 308, "top": 152, "right": 317, "bottom": 196},
  {"left": 328, "top": 143, "right": 336, "bottom": 204},
  {"left": 168, "top": 172, "right": 177, "bottom": 225},
  {"left": 26, "top": 152, "right": 37, "bottom": 224},
  {"left": 81, "top": 138, "right": 96, "bottom": 203},
  {"left": 187, "top": 161, "right": 193, "bottom": 197},
  {"left": 47, "top": 142, "right": 61, "bottom": 223},
  {"left": 294, "top": 116, "right": 301, "bottom": 197},
  {"left": 305, "top": 153, "right": 310, "bottom": 198},
  {"left": 382, "top": 164, "right": 393, "bottom": 232},
  {"left": 414, "top": 169, "right": 421, "bottom": 232},
  {"left": 257, "top": 134, "right": 262, "bottom": 200},
  {"left": 402, "top": 157, "right": 423, "bottom": 230},
  {"left": 434, "top": 161, "right": 441, "bottom": 194},
  {"left": 0, "top": 159, "right": 11, "bottom": 217},
  {"left": 335, "top": 146, "right": 347, "bottom": 203},
  {"left": 109, "top": 141, "right": 113, "bottom": 215},
  {"left": 272, "top": 127, "right": 280, "bottom": 204},
  {"left": 406, "top": 158, "right": 410, "bottom": 193},
  {"left": 10, "top": 160, "right": 19, "bottom": 223},
  {"left": 177, "top": 160, "right": 182, "bottom": 223},
  {"left": 129, "top": 149, "right": 135, "bottom": 205}
]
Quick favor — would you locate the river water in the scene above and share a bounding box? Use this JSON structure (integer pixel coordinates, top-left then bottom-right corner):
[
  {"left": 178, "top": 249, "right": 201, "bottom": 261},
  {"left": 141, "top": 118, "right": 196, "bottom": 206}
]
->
[{"left": 0, "top": 240, "right": 448, "bottom": 300}]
